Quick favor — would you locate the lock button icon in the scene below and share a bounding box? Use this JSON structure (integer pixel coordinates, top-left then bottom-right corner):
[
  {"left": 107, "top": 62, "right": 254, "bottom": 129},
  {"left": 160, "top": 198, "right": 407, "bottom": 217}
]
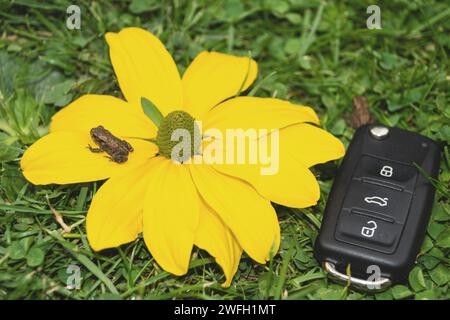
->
[
  {"left": 380, "top": 165, "right": 393, "bottom": 177},
  {"left": 361, "top": 220, "right": 378, "bottom": 238}
]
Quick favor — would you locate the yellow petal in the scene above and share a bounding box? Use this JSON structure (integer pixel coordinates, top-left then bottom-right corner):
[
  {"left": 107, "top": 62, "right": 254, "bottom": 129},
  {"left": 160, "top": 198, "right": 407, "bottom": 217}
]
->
[
  {"left": 21, "top": 131, "right": 157, "bottom": 185},
  {"left": 195, "top": 199, "right": 242, "bottom": 287},
  {"left": 182, "top": 51, "right": 257, "bottom": 119},
  {"left": 143, "top": 160, "right": 199, "bottom": 275},
  {"left": 50, "top": 94, "right": 156, "bottom": 139},
  {"left": 106, "top": 27, "right": 183, "bottom": 114},
  {"left": 276, "top": 123, "right": 346, "bottom": 168},
  {"left": 203, "top": 96, "right": 319, "bottom": 133},
  {"left": 211, "top": 123, "right": 345, "bottom": 208},
  {"left": 189, "top": 162, "right": 280, "bottom": 264},
  {"left": 87, "top": 158, "right": 162, "bottom": 251}
]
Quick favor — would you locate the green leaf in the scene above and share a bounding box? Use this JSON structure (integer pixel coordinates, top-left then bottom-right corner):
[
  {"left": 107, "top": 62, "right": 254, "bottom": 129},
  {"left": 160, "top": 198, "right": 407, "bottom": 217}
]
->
[
  {"left": 141, "top": 97, "right": 163, "bottom": 128},
  {"left": 386, "top": 94, "right": 403, "bottom": 112},
  {"left": 346, "top": 292, "right": 364, "bottom": 300},
  {"left": 379, "top": 52, "right": 398, "bottom": 70},
  {"left": 427, "top": 222, "right": 445, "bottom": 240},
  {"left": 3, "top": 90, "right": 44, "bottom": 144},
  {"left": 0, "top": 52, "right": 24, "bottom": 98},
  {"left": 294, "top": 248, "right": 310, "bottom": 264},
  {"left": 268, "top": 0, "right": 290, "bottom": 15},
  {"left": 222, "top": 0, "right": 246, "bottom": 21},
  {"left": 41, "top": 79, "right": 74, "bottom": 106},
  {"left": 284, "top": 38, "right": 302, "bottom": 55},
  {"left": 285, "top": 13, "right": 302, "bottom": 24},
  {"left": 129, "top": 0, "right": 158, "bottom": 14},
  {"left": 415, "top": 289, "right": 437, "bottom": 300},
  {"left": 420, "top": 235, "right": 434, "bottom": 254},
  {"left": 420, "top": 246, "right": 444, "bottom": 270},
  {"left": 316, "top": 287, "right": 347, "bottom": 300},
  {"left": 408, "top": 266, "right": 426, "bottom": 292},
  {"left": 436, "top": 230, "right": 450, "bottom": 248},
  {"left": 26, "top": 246, "right": 45, "bottom": 267},
  {"left": 421, "top": 255, "right": 441, "bottom": 270},
  {"left": 429, "top": 264, "right": 449, "bottom": 286},
  {"left": 258, "top": 271, "right": 277, "bottom": 298},
  {"left": 292, "top": 270, "right": 325, "bottom": 285},
  {"left": 439, "top": 125, "right": 450, "bottom": 141},
  {"left": 375, "top": 289, "right": 393, "bottom": 300},
  {"left": 97, "top": 293, "right": 123, "bottom": 300},
  {"left": 392, "top": 285, "right": 414, "bottom": 300},
  {"left": 298, "top": 55, "right": 312, "bottom": 70},
  {"left": 0, "top": 132, "right": 20, "bottom": 162},
  {"left": 433, "top": 203, "right": 450, "bottom": 222},
  {"left": 8, "top": 241, "right": 26, "bottom": 260},
  {"left": 329, "top": 119, "right": 346, "bottom": 136},
  {"left": 404, "top": 87, "right": 425, "bottom": 104}
]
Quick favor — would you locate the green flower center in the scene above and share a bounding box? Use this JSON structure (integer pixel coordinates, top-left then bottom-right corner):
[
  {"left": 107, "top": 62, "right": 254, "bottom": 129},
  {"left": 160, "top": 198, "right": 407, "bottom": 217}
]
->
[{"left": 155, "top": 110, "right": 200, "bottom": 161}]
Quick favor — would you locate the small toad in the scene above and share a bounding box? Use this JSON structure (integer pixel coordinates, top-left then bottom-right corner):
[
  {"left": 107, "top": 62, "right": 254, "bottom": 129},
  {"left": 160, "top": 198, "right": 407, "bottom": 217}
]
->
[{"left": 88, "top": 126, "right": 133, "bottom": 163}]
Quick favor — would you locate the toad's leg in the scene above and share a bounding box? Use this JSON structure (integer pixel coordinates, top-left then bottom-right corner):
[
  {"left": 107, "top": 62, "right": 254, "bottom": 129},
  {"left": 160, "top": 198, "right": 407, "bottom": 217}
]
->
[
  {"left": 87, "top": 144, "right": 103, "bottom": 153},
  {"left": 104, "top": 155, "right": 127, "bottom": 163}
]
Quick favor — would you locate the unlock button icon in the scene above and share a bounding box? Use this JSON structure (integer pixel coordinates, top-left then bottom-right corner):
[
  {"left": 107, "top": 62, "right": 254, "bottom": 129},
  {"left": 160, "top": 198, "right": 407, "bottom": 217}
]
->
[{"left": 361, "top": 220, "right": 378, "bottom": 238}]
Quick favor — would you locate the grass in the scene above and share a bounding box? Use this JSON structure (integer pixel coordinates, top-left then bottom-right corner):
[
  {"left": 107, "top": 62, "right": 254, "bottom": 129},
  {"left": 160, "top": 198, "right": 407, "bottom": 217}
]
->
[{"left": 0, "top": 0, "right": 449, "bottom": 300}]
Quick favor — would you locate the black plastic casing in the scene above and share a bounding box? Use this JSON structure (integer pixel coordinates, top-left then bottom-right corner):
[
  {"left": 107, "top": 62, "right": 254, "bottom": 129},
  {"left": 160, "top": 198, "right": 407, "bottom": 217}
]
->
[{"left": 314, "top": 125, "right": 441, "bottom": 283}]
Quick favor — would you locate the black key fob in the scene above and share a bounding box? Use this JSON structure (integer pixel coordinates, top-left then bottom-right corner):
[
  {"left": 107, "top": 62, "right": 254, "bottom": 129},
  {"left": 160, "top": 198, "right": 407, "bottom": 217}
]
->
[{"left": 314, "top": 125, "right": 441, "bottom": 291}]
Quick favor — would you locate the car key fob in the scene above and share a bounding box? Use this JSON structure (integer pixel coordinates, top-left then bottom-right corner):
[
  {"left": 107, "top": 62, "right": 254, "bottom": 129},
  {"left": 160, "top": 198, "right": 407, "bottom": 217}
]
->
[{"left": 314, "top": 124, "right": 441, "bottom": 291}]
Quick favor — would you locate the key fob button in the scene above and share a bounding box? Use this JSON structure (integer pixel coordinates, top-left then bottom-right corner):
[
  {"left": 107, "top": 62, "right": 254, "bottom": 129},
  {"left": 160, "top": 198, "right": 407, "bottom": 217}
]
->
[
  {"left": 342, "top": 180, "right": 412, "bottom": 223},
  {"left": 335, "top": 211, "right": 400, "bottom": 252},
  {"left": 354, "top": 155, "right": 417, "bottom": 191}
]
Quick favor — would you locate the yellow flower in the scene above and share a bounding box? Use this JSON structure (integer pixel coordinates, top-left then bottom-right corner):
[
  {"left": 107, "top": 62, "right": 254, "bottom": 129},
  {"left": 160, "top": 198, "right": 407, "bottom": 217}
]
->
[{"left": 20, "top": 27, "right": 345, "bottom": 287}]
